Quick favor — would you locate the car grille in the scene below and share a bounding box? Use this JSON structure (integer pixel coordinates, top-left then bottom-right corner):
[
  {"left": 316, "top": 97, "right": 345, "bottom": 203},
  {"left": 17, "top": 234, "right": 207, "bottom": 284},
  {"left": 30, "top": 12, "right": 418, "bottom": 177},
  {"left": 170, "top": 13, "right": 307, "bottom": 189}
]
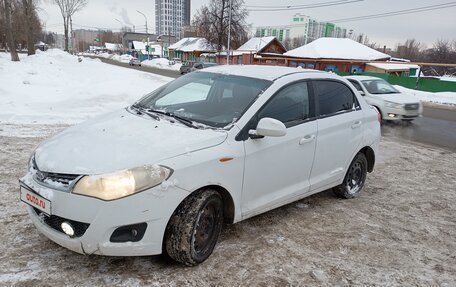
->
[
  {"left": 404, "top": 103, "right": 419, "bottom": 110},
  {"left": 33, "top": 208, "right": 90, "bottom": 238},
  {"left": 36, "top": 171, "right": 79, "bottom": 186},
  {"left": 32, "top": 158, "right": 80, "bottom": 188}
]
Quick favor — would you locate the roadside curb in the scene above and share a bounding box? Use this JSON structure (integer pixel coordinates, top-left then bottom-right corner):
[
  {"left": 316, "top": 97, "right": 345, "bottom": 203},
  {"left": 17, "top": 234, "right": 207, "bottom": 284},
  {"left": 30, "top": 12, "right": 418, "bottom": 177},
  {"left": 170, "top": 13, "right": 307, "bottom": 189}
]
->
[{"left": 422, "top": 102, "right": 456, "bottom": 111}]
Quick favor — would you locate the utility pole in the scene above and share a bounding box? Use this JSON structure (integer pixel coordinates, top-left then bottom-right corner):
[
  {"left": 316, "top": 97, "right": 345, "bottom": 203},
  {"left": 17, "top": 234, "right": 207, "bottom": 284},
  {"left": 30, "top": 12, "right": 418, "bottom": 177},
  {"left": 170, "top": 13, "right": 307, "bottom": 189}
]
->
[{"left": 226, "top": 0, "right": 232, "bottom": 65}]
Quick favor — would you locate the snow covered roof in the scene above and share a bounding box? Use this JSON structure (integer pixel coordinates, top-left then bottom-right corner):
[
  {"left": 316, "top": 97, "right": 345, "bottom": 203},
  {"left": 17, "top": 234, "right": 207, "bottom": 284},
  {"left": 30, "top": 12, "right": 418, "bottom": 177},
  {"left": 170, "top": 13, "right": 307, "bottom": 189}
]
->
[
  {"left": 132, "top": 41, "right": 146, "bottom": 50},
  {"left": 169, "top": 37, "right": 216, "bottom": 52},
  {"left": 284, "top": 38, "right": 391, "bottom": 61},
  {"left": 237, "top": 36, "right": 276, "bottom": 53},
  {"left": 367, "top": 62, "right": 419, "bottom": 71}
]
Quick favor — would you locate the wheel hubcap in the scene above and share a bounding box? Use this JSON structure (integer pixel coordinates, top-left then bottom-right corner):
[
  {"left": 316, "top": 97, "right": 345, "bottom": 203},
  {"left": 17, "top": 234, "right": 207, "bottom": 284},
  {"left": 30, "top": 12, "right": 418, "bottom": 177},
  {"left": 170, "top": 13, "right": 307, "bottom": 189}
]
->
[
  {"left": 193, "top": 204, "right": 217, "bottom": 254},
  {"left": 346, "top": 162, "right": 363, "bottom": 194}
]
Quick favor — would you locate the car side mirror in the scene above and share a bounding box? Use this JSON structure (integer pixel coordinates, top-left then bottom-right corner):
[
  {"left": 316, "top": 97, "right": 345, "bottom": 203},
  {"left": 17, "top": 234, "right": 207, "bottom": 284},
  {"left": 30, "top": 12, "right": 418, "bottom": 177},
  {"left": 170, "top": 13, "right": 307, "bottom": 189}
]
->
[
  {"left": 249, "top": 118, "right": 287, "bottom": 138},
  {"left": 359, "top": 90, "right": 365, "bottom": 96}
]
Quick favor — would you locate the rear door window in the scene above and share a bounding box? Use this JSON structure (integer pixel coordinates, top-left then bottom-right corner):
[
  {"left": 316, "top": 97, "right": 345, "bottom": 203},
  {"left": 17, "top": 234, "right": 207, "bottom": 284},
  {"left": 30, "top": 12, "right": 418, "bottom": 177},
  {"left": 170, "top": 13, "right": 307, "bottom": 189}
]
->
[{"left": 314, "top": 80, "right": 359, "bottom": 117}]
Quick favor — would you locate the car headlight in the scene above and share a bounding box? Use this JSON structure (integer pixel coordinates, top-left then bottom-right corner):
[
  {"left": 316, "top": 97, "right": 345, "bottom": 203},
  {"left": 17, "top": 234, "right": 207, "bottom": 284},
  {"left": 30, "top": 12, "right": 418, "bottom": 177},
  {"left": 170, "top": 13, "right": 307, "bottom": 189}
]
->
[
  {"left": 384, "top": 101, "right": 403, "bottom": 109},
  {"left": 72, "top": 165, "right": 173, "bottom": 200}
]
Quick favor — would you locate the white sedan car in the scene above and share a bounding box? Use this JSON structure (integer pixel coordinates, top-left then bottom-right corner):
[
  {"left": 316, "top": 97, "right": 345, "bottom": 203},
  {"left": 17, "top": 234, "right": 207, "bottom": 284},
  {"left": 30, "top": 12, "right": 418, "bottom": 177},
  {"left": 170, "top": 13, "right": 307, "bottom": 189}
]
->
[
  {"left": 345, "top": 76, "right": 422, "bottom": 121},
  {"left": 20, "top": 66, "right": 380, "bottom": 266}
]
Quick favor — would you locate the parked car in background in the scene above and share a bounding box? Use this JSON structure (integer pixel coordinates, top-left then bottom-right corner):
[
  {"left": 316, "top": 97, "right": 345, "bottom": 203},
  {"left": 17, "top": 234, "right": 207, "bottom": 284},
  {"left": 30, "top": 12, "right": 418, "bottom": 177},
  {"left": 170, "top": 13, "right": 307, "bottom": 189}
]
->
[
  {"left": 179, "top": 61, "right": 196, "bottom": 74},
  {"left": 20, "top": 66, "right": 380, "bottom": 266},
  {"left": 129, "top": 58, "right": 141, "bottom": 66},
  {"left": 189, "top": 62, "right": 218, "bottom": 73},
  {"left": 169, "top": 58, "right": 182, "bottom": 65},
  {"left": 345, "top": 76, "right": 422, "bottom": 121}
]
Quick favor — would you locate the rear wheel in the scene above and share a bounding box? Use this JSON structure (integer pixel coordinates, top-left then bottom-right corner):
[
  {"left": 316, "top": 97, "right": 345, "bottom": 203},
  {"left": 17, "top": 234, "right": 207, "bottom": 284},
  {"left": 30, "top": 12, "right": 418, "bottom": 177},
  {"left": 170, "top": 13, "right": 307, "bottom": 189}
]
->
[
  {"left": 333, "top": 153, "right": 368, "bottom": 199},
  {"left": 164, "top": 189, "right": 223, "bottom": 266}
]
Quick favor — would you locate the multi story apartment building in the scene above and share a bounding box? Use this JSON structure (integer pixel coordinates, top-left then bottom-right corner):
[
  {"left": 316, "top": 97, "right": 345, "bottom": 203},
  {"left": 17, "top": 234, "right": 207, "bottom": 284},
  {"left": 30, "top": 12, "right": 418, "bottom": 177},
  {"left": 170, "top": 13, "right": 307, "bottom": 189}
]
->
[
  {"left": 256, "top": 13, "right": 348, "bottom": 45},
  {"left": 155, "top": 0, "right": 191, "bottom": 37}
]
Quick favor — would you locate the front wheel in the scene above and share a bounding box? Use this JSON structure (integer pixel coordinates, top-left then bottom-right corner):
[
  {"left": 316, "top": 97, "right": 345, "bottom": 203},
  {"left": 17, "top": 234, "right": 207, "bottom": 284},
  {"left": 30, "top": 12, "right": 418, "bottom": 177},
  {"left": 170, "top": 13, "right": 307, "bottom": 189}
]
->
[
  {"left": 333, "top": 153, "right": 368, "bottom": 199},
  {"left": 164, "top": 189, "right": 223, "bottom": 266}
]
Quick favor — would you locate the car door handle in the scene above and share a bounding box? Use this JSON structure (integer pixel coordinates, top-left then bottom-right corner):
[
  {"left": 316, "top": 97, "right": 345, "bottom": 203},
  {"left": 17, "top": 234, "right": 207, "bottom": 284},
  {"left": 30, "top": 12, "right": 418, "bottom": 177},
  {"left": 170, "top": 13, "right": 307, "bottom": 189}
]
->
[
  {"left": 351, "top": 121, "right": 362, "bottom": 129},
  {"left": 299, "top": 135, "right": 315, "bottom": 145}
]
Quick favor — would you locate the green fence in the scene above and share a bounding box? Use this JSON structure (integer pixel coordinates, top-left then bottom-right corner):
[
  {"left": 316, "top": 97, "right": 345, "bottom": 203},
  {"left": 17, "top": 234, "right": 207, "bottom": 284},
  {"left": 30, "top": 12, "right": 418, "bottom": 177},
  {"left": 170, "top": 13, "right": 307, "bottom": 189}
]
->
[{"left": 337, "top": 72, "right": 456, "bottom": 93}]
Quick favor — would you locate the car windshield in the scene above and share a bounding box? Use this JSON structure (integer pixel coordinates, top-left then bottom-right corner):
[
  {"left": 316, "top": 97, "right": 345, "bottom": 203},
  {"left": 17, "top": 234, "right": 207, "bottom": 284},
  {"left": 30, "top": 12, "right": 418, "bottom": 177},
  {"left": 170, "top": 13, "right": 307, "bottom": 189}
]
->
[
  {"left": 361, "top": 79, "right": 400, "bottom": 94},
  {"left": 134, "top": 72, "right": 272, "bottom": 128}
]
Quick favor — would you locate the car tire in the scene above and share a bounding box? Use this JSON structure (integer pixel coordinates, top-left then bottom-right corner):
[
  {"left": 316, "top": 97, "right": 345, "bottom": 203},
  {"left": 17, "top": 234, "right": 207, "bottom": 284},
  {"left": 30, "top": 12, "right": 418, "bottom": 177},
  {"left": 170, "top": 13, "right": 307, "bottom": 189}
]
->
[
  {"left": 164, "top": 189, "right": 223, "bottom": 266},
  {"left": 333, "top": 153, "right": 368, "bottom": 199}
]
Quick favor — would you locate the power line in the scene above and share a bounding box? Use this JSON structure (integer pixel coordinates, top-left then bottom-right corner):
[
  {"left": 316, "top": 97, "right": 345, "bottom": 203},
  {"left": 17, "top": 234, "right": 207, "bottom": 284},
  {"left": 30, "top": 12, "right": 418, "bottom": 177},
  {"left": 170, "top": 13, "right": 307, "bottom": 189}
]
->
[
  {"left": 328, "top": 2, "right": 456, "bottom": 23},
  {"left": 246, "top": 0, "right": 363, "bottom": 12},
  {"left": 245, "top": 0, "right": 360, "bottom": 9}
]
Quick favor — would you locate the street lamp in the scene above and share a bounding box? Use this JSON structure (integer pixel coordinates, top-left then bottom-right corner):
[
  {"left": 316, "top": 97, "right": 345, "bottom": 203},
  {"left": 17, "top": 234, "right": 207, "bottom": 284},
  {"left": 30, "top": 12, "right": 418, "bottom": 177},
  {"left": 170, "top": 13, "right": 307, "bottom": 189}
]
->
[
  {"left": 136, "top": 11, "right": 149, "bottom": 60},
  {"left": 136, "top": 10, "right": 148, "bottom": 34}
]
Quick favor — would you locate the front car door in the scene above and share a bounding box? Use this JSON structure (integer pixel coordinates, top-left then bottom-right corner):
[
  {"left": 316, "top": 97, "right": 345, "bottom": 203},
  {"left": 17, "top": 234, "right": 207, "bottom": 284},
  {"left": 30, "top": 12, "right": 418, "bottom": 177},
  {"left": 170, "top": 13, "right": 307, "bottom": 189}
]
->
[
  {"left": 310, "top": 79, "right": 364, "bottom": 192},
  {"left": 241, "top": 81, "right": 318, "bottom": 219}
]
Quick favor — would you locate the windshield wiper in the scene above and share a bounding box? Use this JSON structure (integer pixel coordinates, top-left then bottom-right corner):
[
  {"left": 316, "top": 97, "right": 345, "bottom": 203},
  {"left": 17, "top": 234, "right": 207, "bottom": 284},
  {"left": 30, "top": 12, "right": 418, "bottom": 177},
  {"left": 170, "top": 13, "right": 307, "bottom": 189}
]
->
[
  {"left": 146, "top": 109, "right": 199, "bottom": 129},
  {"left": 131, "top": 104, "right": 160, "bottom": 120}
]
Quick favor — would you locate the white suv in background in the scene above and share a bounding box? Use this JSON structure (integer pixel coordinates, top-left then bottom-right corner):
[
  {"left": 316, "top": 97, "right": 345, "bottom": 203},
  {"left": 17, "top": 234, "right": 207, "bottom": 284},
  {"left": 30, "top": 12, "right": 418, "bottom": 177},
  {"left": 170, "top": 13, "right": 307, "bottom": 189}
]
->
[
  {"left": 20, "top": 66, "right": 381, "bottom": 266},
  {"left": 345, "top": 76, "right": 422, "bottom": 122}
]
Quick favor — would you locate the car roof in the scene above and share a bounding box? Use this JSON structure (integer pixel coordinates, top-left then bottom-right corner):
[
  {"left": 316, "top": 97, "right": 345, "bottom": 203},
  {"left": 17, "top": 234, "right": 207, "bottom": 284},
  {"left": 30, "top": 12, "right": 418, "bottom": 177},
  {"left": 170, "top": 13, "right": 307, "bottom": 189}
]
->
[
  {"left": 201, "top": 65, "right": 328, "bottom": 81},
  {"left": 344, "top": 75, "right": 383, "bottom": 81}
]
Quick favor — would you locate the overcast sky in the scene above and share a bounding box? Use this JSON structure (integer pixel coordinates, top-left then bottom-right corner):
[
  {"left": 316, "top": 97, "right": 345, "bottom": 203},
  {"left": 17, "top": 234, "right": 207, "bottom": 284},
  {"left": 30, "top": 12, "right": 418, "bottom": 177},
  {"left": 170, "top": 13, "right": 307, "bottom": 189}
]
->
[{"left": 38, "top": 0, "right": 456, "bottom": 49}]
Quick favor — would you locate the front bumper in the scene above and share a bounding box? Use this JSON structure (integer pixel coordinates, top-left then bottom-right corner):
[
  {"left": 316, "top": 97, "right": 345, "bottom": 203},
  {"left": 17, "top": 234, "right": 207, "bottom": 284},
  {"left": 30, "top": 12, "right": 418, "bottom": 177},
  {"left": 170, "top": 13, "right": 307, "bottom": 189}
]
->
[
  {"left": 23, "top": 178, "right": 190, "bottom": 256},
  {"left": 382, "top": 105, "right": 423, "bottom": 120}
]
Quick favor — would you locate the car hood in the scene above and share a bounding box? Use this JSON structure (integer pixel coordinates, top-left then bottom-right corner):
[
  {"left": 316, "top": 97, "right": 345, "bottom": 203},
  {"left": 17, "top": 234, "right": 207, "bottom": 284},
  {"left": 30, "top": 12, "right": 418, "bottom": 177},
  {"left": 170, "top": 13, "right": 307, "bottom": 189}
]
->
[
  {"left": 372, "top": 93, "right": 420, "bottom": 104},
  {"left": 34, "top": 109, "right": 228, "bottom": 174}
]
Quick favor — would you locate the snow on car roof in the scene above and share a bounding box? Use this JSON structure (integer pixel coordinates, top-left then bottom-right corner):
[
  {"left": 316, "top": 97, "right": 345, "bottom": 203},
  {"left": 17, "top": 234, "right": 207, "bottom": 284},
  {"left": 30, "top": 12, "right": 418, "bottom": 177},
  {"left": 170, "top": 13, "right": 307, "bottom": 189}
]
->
[
  {"left": 200, "top": 65, "right": 327, "bottom": 81},
  {"left": 284, "top": 38, "right": 391, "bottom": 61}
]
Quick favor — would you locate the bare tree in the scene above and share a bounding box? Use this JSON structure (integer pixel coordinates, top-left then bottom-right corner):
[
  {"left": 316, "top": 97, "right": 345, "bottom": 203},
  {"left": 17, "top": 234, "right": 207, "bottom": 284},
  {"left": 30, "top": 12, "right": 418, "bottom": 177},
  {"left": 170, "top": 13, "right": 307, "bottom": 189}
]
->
[
  {"left": 394, "top": 39, "right": 423, "bottom": 61},
  {"left": 53, "top": 0, "right": 87, "bottom": 51},
  {"left": 2, "top": 0, "right": 19, "bottom": 61},
  {"left": 427, "top": 39, "right": 456, "bottom": 64},
  {"left": 282, "top": 37, "right": 291, "bottom": 50},
  {"left": 291, "top": 36, "right": 305, "bottom": 49},
  {"left": 363, "top": 35, "right": 378, "bottom": 50},
  {"left": 20, "top": 0, "right": 39, "bottom": 55},
  {"left": 193, "top": 0, "right": 249, "bottom": 51}
]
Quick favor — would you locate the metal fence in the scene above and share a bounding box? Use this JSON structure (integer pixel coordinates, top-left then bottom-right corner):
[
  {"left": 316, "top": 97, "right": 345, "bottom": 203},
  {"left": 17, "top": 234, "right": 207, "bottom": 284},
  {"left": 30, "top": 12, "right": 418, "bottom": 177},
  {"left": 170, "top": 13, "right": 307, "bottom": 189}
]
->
[{"left": 337, "top": 72, "right": 456, "bottom": 93}]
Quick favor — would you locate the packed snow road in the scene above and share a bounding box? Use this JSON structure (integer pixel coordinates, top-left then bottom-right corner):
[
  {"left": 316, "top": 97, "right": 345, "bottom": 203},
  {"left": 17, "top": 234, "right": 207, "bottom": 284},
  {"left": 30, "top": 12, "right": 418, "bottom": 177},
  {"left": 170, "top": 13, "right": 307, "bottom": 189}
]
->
[{"left": 1, "top": 130, "right": 455, "bottom": 286}]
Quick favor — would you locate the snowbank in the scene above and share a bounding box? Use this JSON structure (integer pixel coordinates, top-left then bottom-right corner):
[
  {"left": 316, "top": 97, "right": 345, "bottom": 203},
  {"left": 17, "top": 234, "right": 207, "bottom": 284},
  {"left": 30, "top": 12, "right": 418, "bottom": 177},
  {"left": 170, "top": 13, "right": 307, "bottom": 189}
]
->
[
  {"left": 0, "top": 49, "right": 172, "bottom": 133},
  {"left": 84, "top": 52, "right": 134, "bottom": 63},
  {"left": 394, "top": 85, "right": 456, "bottom": 106},
  {"left": 141, "top": 58, "right": 182, "bottom": 71}
]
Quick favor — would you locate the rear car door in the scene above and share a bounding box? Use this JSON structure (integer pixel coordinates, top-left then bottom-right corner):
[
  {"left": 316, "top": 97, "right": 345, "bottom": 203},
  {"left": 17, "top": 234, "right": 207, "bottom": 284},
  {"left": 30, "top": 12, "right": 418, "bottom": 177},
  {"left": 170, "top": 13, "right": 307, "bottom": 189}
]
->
[
  {"left": 241, "top": 81, "right": 317, "bottom": 218},
  {"left": 310, "top": 80, "right": 364, "bottom": 191}
]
